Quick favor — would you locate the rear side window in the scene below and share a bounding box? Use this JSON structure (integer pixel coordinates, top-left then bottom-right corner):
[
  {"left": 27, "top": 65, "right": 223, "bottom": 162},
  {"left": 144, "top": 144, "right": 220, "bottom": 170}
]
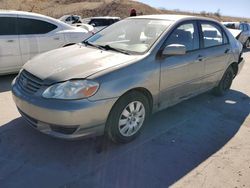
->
[
  {"left": 201, "top": 23, "right": 227, "bottom": 48},
  {"left": 0, "top": 17, "right": 17, "bottom": 35},
  {"left": 165, "top": 23, "right": 199, "bottom": 51},
  {"left": 90, "top": 19, "right": 111, "bottom": 27},
  {"left": 17, "top": 18, "right": 57, "bottom": 35}
]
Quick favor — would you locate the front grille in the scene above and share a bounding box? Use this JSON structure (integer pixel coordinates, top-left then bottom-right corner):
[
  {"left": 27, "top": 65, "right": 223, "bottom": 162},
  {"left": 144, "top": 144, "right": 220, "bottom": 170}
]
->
[
  {"left": 50, "top": 125, "right": 78, "bottom": 135},
  {"left": 17, "top": 70, "right": 43, "bottom": 94}
]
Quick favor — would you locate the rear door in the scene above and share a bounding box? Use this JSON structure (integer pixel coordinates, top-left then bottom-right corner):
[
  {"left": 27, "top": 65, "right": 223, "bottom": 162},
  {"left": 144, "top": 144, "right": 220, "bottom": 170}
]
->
[
  {"left": 198, "top": 21, "right": 231, "bottom": 90},
  {"left": 0, "top": 15, "right": 21, "bottom": 74},
  {"left": 158, "top": 21, "right": 204, "bottom": 108},
  {"left": 17, "top": 16, "right": 65, "bottom": 65}
]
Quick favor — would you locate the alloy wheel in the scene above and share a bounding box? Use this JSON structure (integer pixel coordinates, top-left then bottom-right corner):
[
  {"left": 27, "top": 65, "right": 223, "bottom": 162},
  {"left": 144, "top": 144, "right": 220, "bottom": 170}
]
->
[{"left": 118, "top": 101, "right": 145, "bottom": 137}]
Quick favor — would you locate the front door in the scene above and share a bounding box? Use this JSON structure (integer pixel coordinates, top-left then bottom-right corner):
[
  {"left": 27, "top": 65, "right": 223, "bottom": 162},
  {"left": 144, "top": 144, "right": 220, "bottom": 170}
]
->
[{"left": 158, "top": 21, "right": 204, "bottom": 109}]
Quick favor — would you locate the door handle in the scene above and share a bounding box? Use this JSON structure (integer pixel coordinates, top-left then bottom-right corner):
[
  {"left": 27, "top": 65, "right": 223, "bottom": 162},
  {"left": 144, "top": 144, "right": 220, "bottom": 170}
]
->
[
  {"left": 195, "top": 55, "right": 205, "bottom": 62},
  {"left": 224, "top": 48, "right": 230, "bottom": 54},
  {"left": 6, "top": 39, "right": 14, "bottom": 43},
  {"left": 54, "top": 37, "right": 60, "bottom": 40}
]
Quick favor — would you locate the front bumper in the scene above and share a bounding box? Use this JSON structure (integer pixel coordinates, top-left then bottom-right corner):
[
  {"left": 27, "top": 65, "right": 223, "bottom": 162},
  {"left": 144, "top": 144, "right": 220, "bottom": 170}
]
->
[{"left": 12, "top": 80, "right": 117, "bottom": 140}]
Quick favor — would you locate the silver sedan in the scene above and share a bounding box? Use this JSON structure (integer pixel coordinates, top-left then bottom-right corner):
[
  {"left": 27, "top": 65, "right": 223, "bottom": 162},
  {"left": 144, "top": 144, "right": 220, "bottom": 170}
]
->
[{"left": 12, "top": 15, "right": 245, "bottom": 143}]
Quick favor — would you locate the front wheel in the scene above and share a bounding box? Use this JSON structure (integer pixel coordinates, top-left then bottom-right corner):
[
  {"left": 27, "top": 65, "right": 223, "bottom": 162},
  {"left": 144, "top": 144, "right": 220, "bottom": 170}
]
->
[
  {"left": 105, "top": 91, "right": 150, "bottom": 143},
  {"left": 213, "top": 66, "right": 234, "bottom": 96}
]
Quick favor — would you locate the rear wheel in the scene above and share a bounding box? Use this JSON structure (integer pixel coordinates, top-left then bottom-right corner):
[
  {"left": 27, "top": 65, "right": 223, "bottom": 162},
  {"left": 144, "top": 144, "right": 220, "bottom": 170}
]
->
[
  {"left": 213, "top": 66, "right": 234, "bottom": 96},
  {"left": 105, "top": 91, "right": 150, "bottom": 143},
  {"left": 245, "top": 39, "right": 250, "bottom": 48}
]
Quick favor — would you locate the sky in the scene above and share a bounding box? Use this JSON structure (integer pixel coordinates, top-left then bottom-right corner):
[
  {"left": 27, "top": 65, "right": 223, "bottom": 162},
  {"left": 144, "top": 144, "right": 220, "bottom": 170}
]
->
[{"left": 138, "top": 0, "right": 250, "bottom": 18}]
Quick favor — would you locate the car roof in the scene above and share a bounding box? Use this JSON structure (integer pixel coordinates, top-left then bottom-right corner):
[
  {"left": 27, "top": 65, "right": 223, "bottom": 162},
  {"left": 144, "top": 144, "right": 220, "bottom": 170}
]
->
[
  {"left": 129, "top": 14, "right": 216, "bottom": 22},
  {"left": 0, "top": 10, "right": 51, "bottom": 19},
  {"left": 0, "top": 10, "right": 73, "bottom": 28}
]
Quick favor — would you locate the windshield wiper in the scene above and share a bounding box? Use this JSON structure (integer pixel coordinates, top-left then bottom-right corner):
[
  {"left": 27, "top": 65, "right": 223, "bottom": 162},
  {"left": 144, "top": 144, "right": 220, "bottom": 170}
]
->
[
  {"left": 99, "top": 45, "right": 130, "bottom": 55},
  {"left": 83, "top": 41, "right": 104, "bottom": 50},
  {"left": 83, "top": 41, "right": 130, "bottom": 55}
]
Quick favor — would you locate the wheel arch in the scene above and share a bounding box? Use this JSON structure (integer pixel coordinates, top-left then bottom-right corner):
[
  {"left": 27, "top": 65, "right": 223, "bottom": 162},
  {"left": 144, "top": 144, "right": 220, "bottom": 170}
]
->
[
  {"left": 229, "top": 62, "right": 239, "bottom": 77},
  {"left": 110, "top": 87, "right": 154, "bottom": 115},
  {"left": 63, "top": 43, "right": 75, "bottom": 47},
  {"left": 104, "top": 87, "right": 154, "bottom": 142}
]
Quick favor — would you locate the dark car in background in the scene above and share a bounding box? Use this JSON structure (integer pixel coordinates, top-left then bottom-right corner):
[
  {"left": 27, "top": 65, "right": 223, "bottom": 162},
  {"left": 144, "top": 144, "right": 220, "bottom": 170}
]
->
[
  {"left": 82, "top": 16, "right": 121, "bottom": 32},
  {"left": 223, "top": 22, "right": 250, "bottom": 48}
]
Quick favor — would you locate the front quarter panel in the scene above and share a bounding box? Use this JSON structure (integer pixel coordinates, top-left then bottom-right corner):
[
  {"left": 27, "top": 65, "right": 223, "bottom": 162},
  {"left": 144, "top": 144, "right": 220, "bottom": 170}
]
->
[{"left": 88, "top": 54, "right": 160, "bottom": 110}]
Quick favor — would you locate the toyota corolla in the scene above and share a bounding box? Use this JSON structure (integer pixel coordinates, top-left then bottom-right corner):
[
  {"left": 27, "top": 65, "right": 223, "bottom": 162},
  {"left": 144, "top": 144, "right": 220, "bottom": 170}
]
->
[{"left": 12, "top": 15, "right": 244, "bottom": 143}]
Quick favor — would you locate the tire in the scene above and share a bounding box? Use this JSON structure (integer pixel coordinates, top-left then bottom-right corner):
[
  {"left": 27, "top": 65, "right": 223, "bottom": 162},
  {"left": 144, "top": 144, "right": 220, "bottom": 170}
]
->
[
  {"left": 105, "top": 91, "right": 150, "bottom": 143},
  {"left": 245, "top": 39, "right": 250, "bottom": 48},
  {"left": 213, "top": 66, "right": 234, "bottom": 96}
]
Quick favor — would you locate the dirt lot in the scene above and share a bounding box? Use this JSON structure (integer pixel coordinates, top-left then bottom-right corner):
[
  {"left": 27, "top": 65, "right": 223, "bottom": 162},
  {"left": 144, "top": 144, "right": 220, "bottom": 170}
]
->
[{"left": 0, "top": 50, "right": 249, "bottom": 188}]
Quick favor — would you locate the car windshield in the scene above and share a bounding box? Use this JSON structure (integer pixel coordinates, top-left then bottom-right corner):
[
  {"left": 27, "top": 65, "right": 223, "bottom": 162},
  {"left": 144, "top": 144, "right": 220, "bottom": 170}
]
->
[{"left": 85, "top": 19, "right": 172, "bottom": 54}]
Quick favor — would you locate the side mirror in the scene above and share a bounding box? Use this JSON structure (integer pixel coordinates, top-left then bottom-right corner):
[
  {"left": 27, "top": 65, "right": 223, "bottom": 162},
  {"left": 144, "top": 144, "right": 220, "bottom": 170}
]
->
[{"left": 162, "top": 44, "right": 186, "bottom": 56}]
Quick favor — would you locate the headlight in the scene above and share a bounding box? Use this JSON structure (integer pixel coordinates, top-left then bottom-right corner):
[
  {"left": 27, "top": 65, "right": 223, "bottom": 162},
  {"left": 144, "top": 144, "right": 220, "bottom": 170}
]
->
[{"left": 42, "top": 80, "right": 99, "bottom": 99}]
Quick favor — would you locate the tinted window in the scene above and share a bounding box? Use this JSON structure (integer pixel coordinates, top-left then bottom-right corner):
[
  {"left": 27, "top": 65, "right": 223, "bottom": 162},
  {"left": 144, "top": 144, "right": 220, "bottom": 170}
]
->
[
  {"left": 0, "top": 17, "right": 17, "bottom": 35},
  {"left": 165, "top": 23, "right": 199, "bottom": 51},
  {"left": 66, "top": 17, "right": 71, "bottom": 22},
  {"left": 89, "top": 19, "right": 112, "bottom": 27},
  {"left": 201, "top": 23, "right": 225, "bottom": 48},
  {"left": 72, "top": 16, "right": 80, "bottom": 21},
  {"left": 17, "top": 18, "right": 57, "bottom": 35},
  {"left": 224, "top": 23, "right": 236, "bottom": 29}
]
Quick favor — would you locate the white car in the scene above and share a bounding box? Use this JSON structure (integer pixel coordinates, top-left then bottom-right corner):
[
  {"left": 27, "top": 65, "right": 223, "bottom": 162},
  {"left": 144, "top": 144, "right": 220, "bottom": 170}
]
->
[
  {"left": 0, "top": 11, "right": 92, "bottom": 75},
  {"left": 72, "top": 23, "right": 95, "bottom": 33}
]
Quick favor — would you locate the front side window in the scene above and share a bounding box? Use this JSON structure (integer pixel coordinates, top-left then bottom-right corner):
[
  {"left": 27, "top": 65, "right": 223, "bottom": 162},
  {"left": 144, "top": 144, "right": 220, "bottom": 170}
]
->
[
  {"left": 201, "top": 23, "right": 226, "bottom": 48},
  {"left": 86, "top": 19, "right": 172, "bottom": 53},
  {"left": 0, "top": 17, "right": 17, "bottom": 35},
  {"left": 17, "top": 18, "right": 57, "bottom": 35},
  {"left": 165, "top": 23, "right": 199, "bottom": 51}
]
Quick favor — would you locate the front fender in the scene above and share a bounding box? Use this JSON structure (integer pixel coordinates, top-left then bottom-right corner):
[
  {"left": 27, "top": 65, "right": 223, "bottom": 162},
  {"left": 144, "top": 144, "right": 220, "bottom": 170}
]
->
[{"left": 88, "top": 57, "right": 160, "bottom": 105}]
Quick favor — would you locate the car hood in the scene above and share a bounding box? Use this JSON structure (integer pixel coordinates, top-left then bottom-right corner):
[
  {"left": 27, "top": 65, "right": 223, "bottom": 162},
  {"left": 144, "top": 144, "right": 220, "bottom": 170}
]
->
[{"left": 23, "top": 44, "right": 140, "bottom": 84}]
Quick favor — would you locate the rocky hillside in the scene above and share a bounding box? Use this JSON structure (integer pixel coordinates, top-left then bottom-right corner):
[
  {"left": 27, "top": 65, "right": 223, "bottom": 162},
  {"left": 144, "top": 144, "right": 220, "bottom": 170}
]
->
[{"left": 0, "top": 0, "right": 249, "bottom": 22}]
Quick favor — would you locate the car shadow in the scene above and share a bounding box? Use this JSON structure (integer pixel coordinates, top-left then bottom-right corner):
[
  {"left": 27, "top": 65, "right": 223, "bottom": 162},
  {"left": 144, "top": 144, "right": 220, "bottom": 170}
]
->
[
  {"left": 0, "top": 90, "right": 249, "bottom": 188},
  {"left": 0, "top": 74, "right": 17, "bottom": 92}
]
